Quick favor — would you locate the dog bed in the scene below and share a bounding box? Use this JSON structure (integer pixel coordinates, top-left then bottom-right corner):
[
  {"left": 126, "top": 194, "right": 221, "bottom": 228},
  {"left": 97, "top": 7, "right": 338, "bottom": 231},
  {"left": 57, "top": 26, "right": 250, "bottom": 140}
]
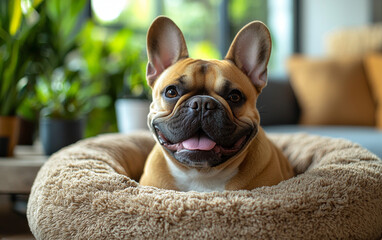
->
[{"left": 27, "top": 131, "right": 382, "bottom": 239}]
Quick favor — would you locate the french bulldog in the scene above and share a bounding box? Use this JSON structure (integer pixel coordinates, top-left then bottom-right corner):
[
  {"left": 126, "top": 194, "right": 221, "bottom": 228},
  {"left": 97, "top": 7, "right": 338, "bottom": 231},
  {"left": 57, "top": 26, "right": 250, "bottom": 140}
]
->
[{"left": 139, "top": 16, "right": 294, "bottom": 192}]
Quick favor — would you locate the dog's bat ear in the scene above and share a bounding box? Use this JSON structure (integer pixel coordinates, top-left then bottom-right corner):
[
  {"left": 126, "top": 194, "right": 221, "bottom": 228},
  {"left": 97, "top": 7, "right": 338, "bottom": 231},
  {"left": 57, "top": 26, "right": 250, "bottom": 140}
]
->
[
  {"left": 146, "top": 16, "right": 189, "bottom": 87},
  {"left": 225, "top": 21, "right": 271, "bottom": 92}
]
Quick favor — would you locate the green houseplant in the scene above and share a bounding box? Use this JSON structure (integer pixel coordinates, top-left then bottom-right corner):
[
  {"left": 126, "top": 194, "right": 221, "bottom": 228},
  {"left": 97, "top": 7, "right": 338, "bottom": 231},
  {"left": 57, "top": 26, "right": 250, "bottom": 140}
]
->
[
  {"left": 0, "top": 0, "right": 87, "bottom": 154},
  {"left": 114, "top": 50, "right": 151, "bottom": 133},
  {"left": 27, "top": 0, "right": 91, "bottom": 155},
  {"left": 0, "top": 0, "right": 43, "bottom": 156},
  {"left": 77, "top": 22, "right": 151, "bottom": 134},
  {"left": 36, "top": 66, "right": 108, "bottom": 155},
  {"left": 114, "top": 68, "right": 152, "bottom": 133}
]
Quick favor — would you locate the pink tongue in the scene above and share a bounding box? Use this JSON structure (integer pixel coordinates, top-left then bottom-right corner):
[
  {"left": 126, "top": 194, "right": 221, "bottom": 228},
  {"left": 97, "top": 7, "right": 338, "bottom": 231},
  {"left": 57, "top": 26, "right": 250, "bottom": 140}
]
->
[{"left": 182, "top": 134, "right": 216, "bottom": 151}]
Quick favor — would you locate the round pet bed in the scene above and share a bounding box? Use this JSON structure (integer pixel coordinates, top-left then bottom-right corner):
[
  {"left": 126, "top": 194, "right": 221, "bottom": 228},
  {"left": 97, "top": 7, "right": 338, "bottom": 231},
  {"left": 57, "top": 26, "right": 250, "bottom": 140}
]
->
[{"left": 27, "top": 131, "right": 382, "bottom": 239}]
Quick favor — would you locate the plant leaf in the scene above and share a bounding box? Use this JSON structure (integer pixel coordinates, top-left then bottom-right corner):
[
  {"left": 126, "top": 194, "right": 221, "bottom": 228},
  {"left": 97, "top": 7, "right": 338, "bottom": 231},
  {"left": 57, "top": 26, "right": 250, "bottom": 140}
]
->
[
  {"left": 2, "top": 41, "right": 19, "bottom": 99},
  {"left": 33, "top": 0, "right": 43, "bottom": 8},
  {"left": 9, "top": 0, "right": 22, "bottom": 36}
]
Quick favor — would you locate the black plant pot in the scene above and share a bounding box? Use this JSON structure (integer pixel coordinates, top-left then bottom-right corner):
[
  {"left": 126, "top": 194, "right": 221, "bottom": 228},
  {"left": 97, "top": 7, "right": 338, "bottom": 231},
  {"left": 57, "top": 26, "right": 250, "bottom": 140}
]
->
[
  {"left": 39, "top": 118, "right": 85, "bottom": 155},
  {"left": 0, "top": 137, "right": 9, "bottom": 157}
]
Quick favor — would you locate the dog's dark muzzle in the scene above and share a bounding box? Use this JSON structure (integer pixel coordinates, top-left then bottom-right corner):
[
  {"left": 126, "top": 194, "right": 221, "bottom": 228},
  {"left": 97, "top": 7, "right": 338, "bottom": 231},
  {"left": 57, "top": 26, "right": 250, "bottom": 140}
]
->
[{"left": 153, "top": 95, "right": 255, "bottom": 167}]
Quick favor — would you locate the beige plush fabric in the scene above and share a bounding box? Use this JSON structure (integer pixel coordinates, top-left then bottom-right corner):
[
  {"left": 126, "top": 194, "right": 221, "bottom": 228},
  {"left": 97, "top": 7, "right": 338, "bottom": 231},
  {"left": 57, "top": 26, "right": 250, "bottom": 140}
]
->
[{"left": 27, "top": 132, "right": 382, "bottom": 239}]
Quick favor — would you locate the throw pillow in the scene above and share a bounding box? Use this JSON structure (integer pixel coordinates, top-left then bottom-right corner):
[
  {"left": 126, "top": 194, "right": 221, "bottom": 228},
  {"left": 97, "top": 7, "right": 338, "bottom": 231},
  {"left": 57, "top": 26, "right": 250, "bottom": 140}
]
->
[
  {"left": 287, "top": 56, "right": 375, "bottom": 126},
  {"left": 364, "top": 53, "right": 382, "bottom": 129}
]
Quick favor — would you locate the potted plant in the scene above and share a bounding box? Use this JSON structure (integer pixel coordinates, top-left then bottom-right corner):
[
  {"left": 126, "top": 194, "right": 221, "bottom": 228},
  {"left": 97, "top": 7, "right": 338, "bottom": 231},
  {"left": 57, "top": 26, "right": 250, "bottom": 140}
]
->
[
  {"left": 104, "top": 28, "right": 151, "bottom": 133},
  {"left": 0, "top": 0, "right": 45, "bottom": 156},
  {"left": 115, "top": 63, "right": 152, "bottom": 133},
  {"left": 77, "top": 23, "right": 151, "bottom": 134},
  {"left": 16, "top": 90, "right": 40, "bottom": 145},
  {"left": 36, "top": 66, "right": 106, "bottom": 155}
]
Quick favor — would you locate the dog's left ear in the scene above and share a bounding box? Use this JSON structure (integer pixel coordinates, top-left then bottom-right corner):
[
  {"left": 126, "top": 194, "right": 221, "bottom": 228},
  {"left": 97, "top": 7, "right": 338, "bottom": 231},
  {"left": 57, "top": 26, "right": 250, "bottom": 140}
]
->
[
  {"left": 225, "top": 21, "right": 272, "bottom": 91},
  {"left": 146, "top": 16, "right": 189, "bottom": 87}
]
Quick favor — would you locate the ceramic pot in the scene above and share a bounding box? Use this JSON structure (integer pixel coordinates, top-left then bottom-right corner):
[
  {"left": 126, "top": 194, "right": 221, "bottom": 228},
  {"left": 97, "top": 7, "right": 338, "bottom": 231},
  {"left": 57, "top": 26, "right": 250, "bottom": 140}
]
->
[
  {"left": 39, "top": 118, "right": 85, "bottom": 155},
  {"left": 115, "top": 99, "right": 151, "bottom": 133},
  {"left": 0, "top": 116, "right": 20, "bottom": 157}
]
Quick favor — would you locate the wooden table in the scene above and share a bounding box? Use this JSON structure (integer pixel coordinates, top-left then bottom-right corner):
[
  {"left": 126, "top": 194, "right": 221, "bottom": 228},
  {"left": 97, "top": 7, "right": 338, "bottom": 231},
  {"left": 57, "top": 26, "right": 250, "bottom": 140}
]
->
[{"left": 0, "top": 145, "right": 46, "bottom": 194}]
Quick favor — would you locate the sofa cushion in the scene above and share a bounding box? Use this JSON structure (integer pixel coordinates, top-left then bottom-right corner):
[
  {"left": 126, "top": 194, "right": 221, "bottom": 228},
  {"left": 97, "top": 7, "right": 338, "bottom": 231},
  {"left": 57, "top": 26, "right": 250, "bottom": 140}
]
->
[
  {"left": 287, "top": 56, "right": 375, "bottom": 126},
  {"left": 365, "top": 53, "right": 382, "bottom": 129}
]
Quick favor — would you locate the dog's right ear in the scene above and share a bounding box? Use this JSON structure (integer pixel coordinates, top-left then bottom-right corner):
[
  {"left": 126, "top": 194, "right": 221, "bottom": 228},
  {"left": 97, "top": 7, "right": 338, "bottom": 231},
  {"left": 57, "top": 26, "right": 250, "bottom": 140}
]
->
[
  {"left": 146, "top": 16, "right": 189, "bottom": 87},
  {"left": 225, "top": 21, "right": 272, "bottom": 92}
]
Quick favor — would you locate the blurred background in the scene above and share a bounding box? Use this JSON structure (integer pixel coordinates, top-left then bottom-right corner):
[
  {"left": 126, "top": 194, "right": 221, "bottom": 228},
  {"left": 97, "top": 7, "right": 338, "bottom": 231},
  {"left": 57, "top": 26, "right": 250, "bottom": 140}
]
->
[
  {"left": 1, "top": 0, "right": 382, "bottom": 238},
  {"left": 1, "top": 0, "right": 380, "bottom": 140},
  {"left": 1, "top": 0, "right": 294, "bottom": 142}
]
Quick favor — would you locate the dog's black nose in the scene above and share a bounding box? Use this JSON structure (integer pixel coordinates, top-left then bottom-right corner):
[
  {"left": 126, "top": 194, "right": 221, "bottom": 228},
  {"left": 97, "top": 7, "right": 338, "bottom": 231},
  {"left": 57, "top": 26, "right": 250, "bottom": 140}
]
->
[{"left": 188, "top": 96, "right": 218, "bottom": 112}]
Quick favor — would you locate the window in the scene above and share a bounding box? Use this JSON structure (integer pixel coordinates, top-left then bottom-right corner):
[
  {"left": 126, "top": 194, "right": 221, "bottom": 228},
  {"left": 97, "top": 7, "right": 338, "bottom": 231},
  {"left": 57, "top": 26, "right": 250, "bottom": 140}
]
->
[{"left": 91, "top": 0, "right": 295, "bottom": 77}]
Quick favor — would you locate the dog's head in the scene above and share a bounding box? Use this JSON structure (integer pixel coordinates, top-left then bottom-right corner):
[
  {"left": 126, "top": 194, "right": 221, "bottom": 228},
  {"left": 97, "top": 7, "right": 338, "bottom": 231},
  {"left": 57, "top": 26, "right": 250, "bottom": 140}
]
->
[{"left": 146, "top": 16, "right": 271, "bottom": 169}]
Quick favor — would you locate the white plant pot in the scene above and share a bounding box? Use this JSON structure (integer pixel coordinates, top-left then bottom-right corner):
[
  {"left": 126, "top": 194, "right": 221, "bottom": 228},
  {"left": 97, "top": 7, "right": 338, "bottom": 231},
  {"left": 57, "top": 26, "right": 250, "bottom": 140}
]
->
[{"left": 115, "top": 99, "right": 151, "bottom": 133}]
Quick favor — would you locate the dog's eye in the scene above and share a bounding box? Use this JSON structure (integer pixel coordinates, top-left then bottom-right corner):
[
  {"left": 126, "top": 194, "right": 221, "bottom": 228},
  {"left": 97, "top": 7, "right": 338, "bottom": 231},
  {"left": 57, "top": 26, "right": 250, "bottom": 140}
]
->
[
  {"left": 228, "top": 90, "right": 242, "bottom": 103},
  {"left": 165, "top": 86, "right": 178, "bottom": 98}
]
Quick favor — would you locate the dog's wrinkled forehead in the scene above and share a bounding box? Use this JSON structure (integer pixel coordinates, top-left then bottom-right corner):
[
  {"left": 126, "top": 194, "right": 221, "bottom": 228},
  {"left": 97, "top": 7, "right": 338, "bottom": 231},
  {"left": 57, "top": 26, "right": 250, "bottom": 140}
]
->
[{"left": 152, "top": 58, "right": 257, "bottom": 101}]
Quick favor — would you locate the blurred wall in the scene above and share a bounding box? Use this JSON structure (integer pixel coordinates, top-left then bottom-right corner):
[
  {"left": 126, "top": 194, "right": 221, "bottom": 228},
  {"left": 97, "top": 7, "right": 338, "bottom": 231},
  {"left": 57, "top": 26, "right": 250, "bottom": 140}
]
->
[{"left": 301, "top": 0, "right": 372, "bottom": 56}]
